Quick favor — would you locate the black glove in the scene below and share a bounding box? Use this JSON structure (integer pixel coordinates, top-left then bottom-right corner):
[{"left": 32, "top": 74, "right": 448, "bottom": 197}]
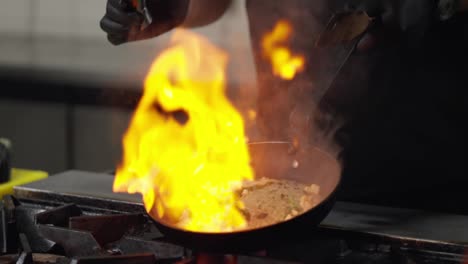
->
[{"left": 100, "top": 0, "right": 189, "bottom": 45}]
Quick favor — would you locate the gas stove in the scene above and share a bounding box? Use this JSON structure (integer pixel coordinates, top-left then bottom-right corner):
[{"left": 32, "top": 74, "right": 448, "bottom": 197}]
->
[{"left": 2, "top": 170, "right": 467, "bottom": 263}]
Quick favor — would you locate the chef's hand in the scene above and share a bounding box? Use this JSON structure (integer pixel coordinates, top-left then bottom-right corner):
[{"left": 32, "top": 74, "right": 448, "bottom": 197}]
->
[
  {"left": 100, "top": 0, "right": 189, "bottom": 45},
  {"left": 340, "top": 0, "right": 437, "bottom": 51}
]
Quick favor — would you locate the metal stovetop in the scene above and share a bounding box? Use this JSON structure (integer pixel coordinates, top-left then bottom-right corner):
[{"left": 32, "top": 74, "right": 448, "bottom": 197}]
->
[{"left": 13, "top": 170, "right": 468, "bottom": 259}]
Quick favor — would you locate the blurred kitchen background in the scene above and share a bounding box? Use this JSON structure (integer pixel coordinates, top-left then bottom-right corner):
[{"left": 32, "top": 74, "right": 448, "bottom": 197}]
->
[{"left": 0, "top": 0, "right": 256, "bottom": 174}]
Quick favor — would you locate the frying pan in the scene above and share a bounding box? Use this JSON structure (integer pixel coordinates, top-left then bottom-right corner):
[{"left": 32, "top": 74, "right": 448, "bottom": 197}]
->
[
  {"left": 144, "top": 11, "right": 367, "bottom": 253},
  {"left": 146, "top": 12, "right": 359, "bottom": 254},
  {"left": 148, "top": 142, "right": 341, "bottom": 252}
]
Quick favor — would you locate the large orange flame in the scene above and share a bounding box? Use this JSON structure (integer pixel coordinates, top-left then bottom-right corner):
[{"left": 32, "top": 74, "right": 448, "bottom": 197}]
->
[
  {"left": 114, "top": 30, "right": 253, "bottom": 232},
  {"left": 262, "top": 20, "right": 305, "bottom": 80}
]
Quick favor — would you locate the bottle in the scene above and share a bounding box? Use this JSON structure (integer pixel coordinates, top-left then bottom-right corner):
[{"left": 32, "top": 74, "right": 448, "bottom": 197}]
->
[{"left": 0, "top": 138, "right": 11, "bottom": 184}]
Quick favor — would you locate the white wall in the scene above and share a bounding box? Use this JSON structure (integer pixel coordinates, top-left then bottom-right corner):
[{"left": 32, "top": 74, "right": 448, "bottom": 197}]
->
[{"left": 0, "top": 0, "right": 256, "bottom": 86}]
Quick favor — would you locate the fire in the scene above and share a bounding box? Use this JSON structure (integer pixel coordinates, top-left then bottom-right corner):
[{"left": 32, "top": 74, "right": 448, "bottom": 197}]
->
[
  {"left": 262, "top": 20, "right": 305, "bottom": 80},
  {"left": 114, "top": 30, "right": 253, "bottom": 232}
]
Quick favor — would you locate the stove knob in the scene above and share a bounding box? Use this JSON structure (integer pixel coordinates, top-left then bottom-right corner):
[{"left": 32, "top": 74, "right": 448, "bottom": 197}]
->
[{"left": 0, "top": 138, "right": 11, "bottom": 184}]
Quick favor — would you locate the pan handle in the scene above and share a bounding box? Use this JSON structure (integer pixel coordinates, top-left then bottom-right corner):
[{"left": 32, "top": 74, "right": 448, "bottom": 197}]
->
[{"left": 288, "top": 12, "right": 372, "bottom": 152}]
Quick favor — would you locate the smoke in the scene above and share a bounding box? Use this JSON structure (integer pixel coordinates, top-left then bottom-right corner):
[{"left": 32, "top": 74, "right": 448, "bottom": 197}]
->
[
  {"left": 241, "top": 0, "right": 376, "bottom": 165},
  {"left": 242, "top": 0, "right": 338, "bottom": 161},
  {"left": 309, "top": 106, "right": 344, "bottom": 162}
]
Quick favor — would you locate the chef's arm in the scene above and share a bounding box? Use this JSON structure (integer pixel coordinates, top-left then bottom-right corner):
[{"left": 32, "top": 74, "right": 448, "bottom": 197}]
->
[
  {"left": 100, "top": 0, "right": 231, "bottom": 45},
  {"left": 183, "top": 0, "right": 232, "bottom": 27}
]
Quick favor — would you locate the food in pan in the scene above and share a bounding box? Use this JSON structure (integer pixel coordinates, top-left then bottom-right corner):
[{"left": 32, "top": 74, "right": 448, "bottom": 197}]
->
[{"left": 239, "top": 177, "right": 321, "bottom": 229}]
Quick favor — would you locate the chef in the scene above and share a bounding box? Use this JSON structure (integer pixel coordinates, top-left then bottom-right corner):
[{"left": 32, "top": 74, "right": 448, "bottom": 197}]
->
[{"left": 100, "top": 0, "right": 468, "bottom": 214}]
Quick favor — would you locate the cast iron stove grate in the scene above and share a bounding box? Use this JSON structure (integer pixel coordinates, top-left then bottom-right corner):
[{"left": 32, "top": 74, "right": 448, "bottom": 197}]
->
[{"left": 0, "top": 195, "right": 307, "bottom": 264}]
